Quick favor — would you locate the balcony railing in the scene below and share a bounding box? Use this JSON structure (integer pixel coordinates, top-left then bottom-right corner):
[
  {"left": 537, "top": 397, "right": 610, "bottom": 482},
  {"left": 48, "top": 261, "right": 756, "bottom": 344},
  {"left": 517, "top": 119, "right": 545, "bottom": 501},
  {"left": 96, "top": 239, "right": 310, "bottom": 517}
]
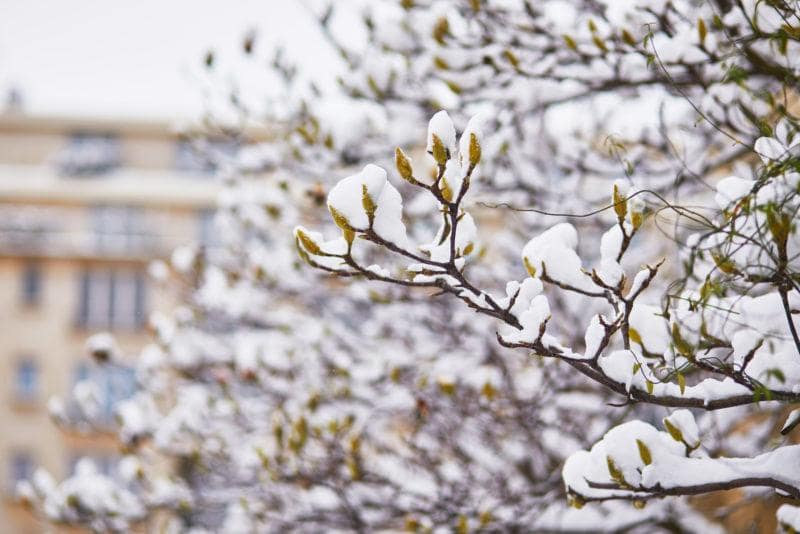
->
[{"left": 0, "top": 222, "right": 168, "bottom": 259}]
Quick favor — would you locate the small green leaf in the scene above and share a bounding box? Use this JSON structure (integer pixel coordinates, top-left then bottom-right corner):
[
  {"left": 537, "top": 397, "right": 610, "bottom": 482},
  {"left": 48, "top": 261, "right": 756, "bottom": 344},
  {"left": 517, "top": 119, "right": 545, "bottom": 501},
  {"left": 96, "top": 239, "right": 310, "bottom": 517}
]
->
[
  {"left": 698, "top": 18, "right": 707, "bottom": 45},
  {"left": 621, "top": 29, "right": 637, "bottom": 47},
  {"left": 636, "top": 439, "right": 652, "bottom": 465},
  {"left": 606, "top": 456, "right": 628, "bottom": 487},
  {"left": 663, "top": 418, "right": 684, "bottom": 443}
]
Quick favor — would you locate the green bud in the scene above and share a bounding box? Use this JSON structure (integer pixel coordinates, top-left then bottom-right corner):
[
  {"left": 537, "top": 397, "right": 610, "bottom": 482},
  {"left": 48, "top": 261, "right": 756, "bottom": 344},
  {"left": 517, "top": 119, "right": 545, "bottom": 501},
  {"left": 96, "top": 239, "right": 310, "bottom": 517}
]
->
[
  {"left": 361, "top": 184, "right": 377, "bottom": 223},
  {"left": 431, "top": 133, "right": 448, "bottom": 165},
  {"left": 606, "top": 456, "right": 628, "bottom": 487},
  {"left": 592, "top": 35, "right": 608, "bottom": 52},
  {"left": 636, "top": 439, "right": 652, "bottom": 465},
  {"left": 621, "top": 29, "right": 637, "bottom": 47},
  {"left": 523, "top": 257, "right": 537, "bottom": 278},
  {"left": 432, "top": 16, "right": 449, "bottom": 44},
  {"left": 295, "top": 229, "right": 320, "bottom": 255},
  {"left": 613, "top": 183, "right": 627, "bottom": 221},
  {"left": 440, "top": 177, "right": 454, "bottom": 202},
  {"left": 468, "top": 132, "right": 481, "bottom": 167},
  {"left": 393, "top": 149, "right": 413, "bottom": 181},
  {"left": 663, "top": 418, "right": 684, "bottom": 443},
  {"left": 502, "top": 49, "right": 520, "bottom": 68},
  {"left": 698, "top": 18, "right": 707, "bottom": 45}
]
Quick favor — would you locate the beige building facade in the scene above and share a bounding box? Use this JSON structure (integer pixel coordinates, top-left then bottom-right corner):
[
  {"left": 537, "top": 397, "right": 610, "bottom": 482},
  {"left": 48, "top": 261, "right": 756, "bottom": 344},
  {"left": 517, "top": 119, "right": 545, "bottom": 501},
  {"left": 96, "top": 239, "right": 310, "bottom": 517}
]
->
[{"left": 0, "top": 111, "right": 223, "bottom": 533}]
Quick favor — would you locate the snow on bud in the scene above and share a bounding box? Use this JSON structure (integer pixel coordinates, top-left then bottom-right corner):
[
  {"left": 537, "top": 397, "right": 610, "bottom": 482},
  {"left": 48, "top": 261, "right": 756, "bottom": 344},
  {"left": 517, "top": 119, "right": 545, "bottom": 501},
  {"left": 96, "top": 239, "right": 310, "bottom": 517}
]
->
[
  {"left": 437, "top": 376, "right": 456, "bottom": 395},
  {"left": 32, "top": 468, "right": 56, "bottom": 495},
  {"left": 148, "top": 259, "right": 169, "bottom": 281},
  {"left": 663, "top": 410, "right": 700, "bottom": 449},
  {"left": 326, "top": 163, "right": 408, "bottom": 247},
  {"left": 85, "top": 332, "right": 118, "bottom": 364},
  {"left": 327, "top": 164, "right": 388, "bottom": 231},
  {"left": 427, "top": 111, "right": 456, "bottom": 165},
  {"left": 440, "top": 159, "right": 465, "bottom": 202},
  {"left": 171, "top": 245, "right": 198, "bottom": 273},
  {"left": 74, "top": 379, "right": 102, "bottom": 418},
  {"left": 777, "top": 505, "right": 800, "bottom": 532},
  {"left": 118, "top": 456, "right": 144, "bottom": 483},
  {"left": 48, "top": 396, "right": 66, "bottom": 423},
  {"left": 714, "top": 176, "right": 754, "bottom": 209}
]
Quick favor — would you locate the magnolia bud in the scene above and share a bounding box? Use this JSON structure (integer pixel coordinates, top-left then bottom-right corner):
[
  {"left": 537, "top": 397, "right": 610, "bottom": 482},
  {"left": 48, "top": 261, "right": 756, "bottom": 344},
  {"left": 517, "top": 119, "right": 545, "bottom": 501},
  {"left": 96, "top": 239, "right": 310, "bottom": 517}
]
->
[
  {"left": 295, "top": 228, "right": 320, "bottom": 255},
  {"left": 468, "top": 132, "right": 481, "bottom": 167},
  {"left": 361, "top": 184, "right": 377, "bottom": 223},
  {"left": 612, "top": 183, "right": 627, "bottom": 221},
  {"left": 431, "top": 134, "right": 448, "bottom": 166},
  {"left": 395, "top": 147, "right": 416, "bottom": 183}
]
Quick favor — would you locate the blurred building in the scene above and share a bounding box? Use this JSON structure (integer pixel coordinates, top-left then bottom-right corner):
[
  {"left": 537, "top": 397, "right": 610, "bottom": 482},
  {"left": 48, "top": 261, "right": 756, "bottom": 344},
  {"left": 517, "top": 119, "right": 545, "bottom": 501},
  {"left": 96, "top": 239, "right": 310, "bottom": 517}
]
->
[{"left": 0, "top": 110, "right": 224, "bottom": 533}]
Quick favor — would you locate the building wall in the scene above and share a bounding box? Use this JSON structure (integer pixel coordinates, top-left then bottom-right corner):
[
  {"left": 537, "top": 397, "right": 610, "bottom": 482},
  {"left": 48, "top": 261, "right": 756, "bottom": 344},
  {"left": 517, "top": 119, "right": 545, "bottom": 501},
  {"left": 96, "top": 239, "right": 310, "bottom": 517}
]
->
[{"left": 0, "top": 111, "right": 222, "bottom": 533}]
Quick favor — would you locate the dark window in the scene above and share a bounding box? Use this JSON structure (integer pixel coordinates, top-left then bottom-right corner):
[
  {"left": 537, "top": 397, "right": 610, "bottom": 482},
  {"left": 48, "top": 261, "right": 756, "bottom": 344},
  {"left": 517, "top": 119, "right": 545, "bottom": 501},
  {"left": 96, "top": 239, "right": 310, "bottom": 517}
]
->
[
  {"left": 21, "top": 263, "right": 41, "bottom": 305},
  {"left": 57, "top": 132, "right": 121, "bottom": 176},
  {"left": 91, "top": 205, "right": 148, "bottom": 253},
  {"left": 15, "top": 359, "right": 38, "bottom": 401},
  {"left": 77, "top": 269, "right": 146, "bottom": 330},
  {"left": 197, "top": 209, "right": 220, "bottom": 248},
  {"left": 68, "top": 455, "right": 114, "bottom": 478},
  {"left": 175, "top": 138, "right": 238, "bottom": 174},
  {"left": 73, "top": 363, "right": 137, "bottom": 423},
  {"left": 9, "top": 453, "right": 34, "bottom": 492}
]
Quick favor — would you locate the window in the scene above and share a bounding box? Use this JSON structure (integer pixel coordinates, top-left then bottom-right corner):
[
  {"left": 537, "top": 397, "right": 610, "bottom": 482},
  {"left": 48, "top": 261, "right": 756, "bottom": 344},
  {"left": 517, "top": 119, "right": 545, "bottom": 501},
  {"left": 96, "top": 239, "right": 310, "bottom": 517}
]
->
[
  {"left": 68, "top": 455, "right": 115, "bottom": 478},
  {"left": 57, "top": 132, "right": 121, "bottom": 176},
  {"left": 77, "top": 269, "right": 146, "bottom": 330},
  {"left": 197, "top": 209, "right": 220, "bottom": 248},
  {"left": 174, "top": 138, "right": 238, "bottom": 174},
  {"left": 9, "top": 453, "right": 34, "bottom": 493},
  {"left": 20, "top": 262, "right": 41, "bottom": 305},
  {"left": 15, "top": 359, "right": 38, "bottom": 401},
  {"left": 91, "top": 205, "right": 148, "bottom": 253},
  {"left": 73, "top": 363, "right": 137, "bottom": 423}
]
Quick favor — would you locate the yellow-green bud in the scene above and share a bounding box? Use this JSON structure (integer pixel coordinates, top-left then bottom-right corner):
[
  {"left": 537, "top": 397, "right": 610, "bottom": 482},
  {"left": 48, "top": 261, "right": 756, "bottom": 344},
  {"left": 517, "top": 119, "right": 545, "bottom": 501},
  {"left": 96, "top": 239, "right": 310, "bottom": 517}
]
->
[
  {"left": 295, "top": 229, "right": 320, "bottom": 255},
  {"left": 613, "top": 183, "right": 627, "bottom": 221},
  {"left": 361, "top": 184, "right": 377, "bottom": 223},
  {"left": 663, "top": 418, "right": 684, "bottom": 443},
  {"left": 468, "top": 132, "right": 481, "bottom": 167},
  {"left": 431, "top": 133, "right": 448, "bottom": 165},
  {"left": 636, "top": 439, "right": 652, "bottom": 465},
  {"left": 395, "top": 147, "right": 415, "bottom": 183}
]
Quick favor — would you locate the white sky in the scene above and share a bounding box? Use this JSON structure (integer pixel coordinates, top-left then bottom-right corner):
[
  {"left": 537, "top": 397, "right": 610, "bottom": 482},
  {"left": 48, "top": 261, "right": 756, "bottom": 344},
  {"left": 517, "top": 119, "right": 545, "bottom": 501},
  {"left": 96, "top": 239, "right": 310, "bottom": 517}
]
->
[{"left": 0, "top": 0, "right": 359, "bottom": 121}]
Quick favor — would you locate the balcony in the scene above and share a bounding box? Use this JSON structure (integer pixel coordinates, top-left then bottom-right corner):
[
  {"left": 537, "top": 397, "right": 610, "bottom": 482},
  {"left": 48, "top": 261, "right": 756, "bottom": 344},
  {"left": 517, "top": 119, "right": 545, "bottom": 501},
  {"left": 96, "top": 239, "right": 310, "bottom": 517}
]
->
[{"left": 0, "top": 205, "right": 166, "bottom": 260}]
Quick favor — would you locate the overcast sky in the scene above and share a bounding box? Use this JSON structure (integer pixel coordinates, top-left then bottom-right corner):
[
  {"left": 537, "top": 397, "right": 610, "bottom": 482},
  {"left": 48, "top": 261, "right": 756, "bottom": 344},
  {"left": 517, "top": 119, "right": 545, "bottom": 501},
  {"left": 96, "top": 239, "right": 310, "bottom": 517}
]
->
[{"left": 0, "top": 0, "right": 358, "bottom": 120}]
